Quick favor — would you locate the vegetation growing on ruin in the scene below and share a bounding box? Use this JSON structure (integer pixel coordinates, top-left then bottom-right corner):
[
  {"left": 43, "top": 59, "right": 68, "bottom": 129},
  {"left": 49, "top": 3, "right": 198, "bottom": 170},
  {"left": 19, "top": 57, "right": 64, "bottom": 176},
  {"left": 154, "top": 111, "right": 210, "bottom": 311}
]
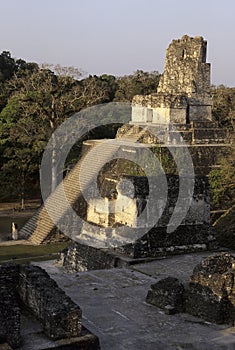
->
[
  {"left": 209, "top": 143, "right": 235, "bottom": 209},
  {"left": 212, "top": 85, "right": 235, "bottom": 130}
]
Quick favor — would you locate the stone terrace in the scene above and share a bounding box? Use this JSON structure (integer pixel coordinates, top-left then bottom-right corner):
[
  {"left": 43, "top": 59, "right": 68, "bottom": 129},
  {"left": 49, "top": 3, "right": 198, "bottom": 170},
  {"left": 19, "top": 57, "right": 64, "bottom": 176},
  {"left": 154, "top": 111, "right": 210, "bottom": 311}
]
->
[{"left": 35, "top": 251, "right": 235, "bottom": 350}]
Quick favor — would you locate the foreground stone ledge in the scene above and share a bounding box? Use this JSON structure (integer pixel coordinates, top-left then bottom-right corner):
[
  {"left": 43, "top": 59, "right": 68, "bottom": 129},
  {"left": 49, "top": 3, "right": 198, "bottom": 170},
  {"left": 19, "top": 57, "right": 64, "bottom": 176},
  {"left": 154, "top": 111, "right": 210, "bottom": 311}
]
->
[
  {"left": 18, "top": 265, "right": 82, "bottom": 340},
  {"left": 0, "top": 263, "right": 100, "bottom": 349},
  {"left": 51, "top": 329, "right": 100, "bottom": 350}
]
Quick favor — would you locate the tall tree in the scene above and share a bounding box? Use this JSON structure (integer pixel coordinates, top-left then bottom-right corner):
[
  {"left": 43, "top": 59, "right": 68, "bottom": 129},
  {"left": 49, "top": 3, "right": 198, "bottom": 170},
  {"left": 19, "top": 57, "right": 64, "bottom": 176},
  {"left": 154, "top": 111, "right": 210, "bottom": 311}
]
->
[
  {"left": 212, "top": 85, "right": 235, "bottom": 130},
  {"left": 114, "top": 70, "right": 161, "bottom": 102},
  {"left": 0, "top": 65, "right": 116, "bottom": 201},
  {"left": 0, "top": 51, "right": 16, "bottom": 82},
  {"left": 0, "top": 65, "right": 84, "bottom": 202}
]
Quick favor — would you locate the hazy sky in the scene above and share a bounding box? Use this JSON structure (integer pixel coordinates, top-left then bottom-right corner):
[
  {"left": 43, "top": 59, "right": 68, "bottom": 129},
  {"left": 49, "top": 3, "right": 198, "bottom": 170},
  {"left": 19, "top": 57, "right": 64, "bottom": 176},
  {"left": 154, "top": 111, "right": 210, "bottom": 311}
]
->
[{"left": 0, "top": 0, "right": 234, "bottom": 86}]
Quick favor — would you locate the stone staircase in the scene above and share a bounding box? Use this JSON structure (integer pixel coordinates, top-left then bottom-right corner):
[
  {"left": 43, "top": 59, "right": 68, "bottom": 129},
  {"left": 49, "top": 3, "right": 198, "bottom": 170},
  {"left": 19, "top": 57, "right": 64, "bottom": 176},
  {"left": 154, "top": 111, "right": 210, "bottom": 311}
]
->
[
  {"left": 20, "top": 120, "right": 227, "bottom": 244},
  {"left": 119, "top": 125, "right": 149, "bottom": 142},
  {"left": 20, "top": 140, "right": 121, "bottom": 245}
]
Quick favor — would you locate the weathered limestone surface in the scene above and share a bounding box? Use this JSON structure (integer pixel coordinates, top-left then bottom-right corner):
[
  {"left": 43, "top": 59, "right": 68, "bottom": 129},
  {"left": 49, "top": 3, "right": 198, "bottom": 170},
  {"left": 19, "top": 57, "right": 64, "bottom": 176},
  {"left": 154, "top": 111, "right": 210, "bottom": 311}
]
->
[
  {"left": 62, "top": 243, "right": 120, "bottom": 272},
  {"left": 185, "top": 253, "right": 235, "bottom": 324},
  {"left": 89, "top": 174, "right": 211, "bottom": 229},
  {"left": 18, "top": 265, "right": 82, "bottom": 340},
  {"left": 117, "top": 122, "right": 227, "bottom": 146},
  {"left": 132, "top": 35, "right": 212, "bottom": 124},
  {"left": 0, "top": 264, "right": 99, "bottom": 349},
  {"left": 146, "top": 277, "right": 185, "bottom": 313},
  {"left": 158, "top": 36, "right": 210, "bottom": 96},
  {"left": 116, "top": 120, "right": 227, "bottom": 176},
  {"left": 63, "top": 174, "right": 216, "bottom": 271},
  {"left": 115, "top": 224, "right": 213, "bottom": 259},
  {"left": 146, "top": 253, "right": 235, "bottom": 325},
  {"left": 185, "top": 282, "right": 231, "bottom": 324}
]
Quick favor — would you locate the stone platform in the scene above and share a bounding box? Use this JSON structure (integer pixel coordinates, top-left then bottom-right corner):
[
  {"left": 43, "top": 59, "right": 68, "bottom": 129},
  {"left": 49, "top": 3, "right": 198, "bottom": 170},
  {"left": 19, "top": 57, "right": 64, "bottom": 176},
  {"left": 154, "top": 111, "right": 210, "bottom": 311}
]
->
[
  {"left": 35, "top": 251, "right": 235, "bottom": 350},
  {"left": 62, "top": 173, "right": 215, "bottom": 269},
  {"left": 116, "top": 122, "right": 228, "bottom": 176}
]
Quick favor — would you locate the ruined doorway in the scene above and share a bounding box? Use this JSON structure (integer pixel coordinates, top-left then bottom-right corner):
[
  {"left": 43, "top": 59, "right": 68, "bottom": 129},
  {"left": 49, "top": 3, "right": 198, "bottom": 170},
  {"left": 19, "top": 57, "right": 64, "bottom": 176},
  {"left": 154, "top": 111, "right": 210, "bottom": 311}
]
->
[
  {"left": 146, "top": 108, "right": 153, "bottom": 123},
  {"left": 186, "top": 104, "right": 190, "bottom": 124}
]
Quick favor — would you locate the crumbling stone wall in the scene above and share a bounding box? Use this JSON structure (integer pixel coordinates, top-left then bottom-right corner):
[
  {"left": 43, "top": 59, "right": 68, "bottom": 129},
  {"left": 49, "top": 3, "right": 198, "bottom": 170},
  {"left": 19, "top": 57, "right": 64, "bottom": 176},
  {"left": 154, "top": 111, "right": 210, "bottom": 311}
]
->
[
  {"left": 18, "top": 265, "right": 82, "bottom": 340},
  {"left": 0, "top": 264, "right": 84, "bottom": 349},
  {"left": 86, "top": 174, "right": 211, "bottom": 229},
  {"left": 132, "top": 35, "right": 212, "bottom": 124},
  {"left": 85, "top": 175, "right": 213, "bottom": 257},
  {"left": 186, "top": 253, "right": 235, "bottom": 324},
  {"left": 63, "top": 174, "right": 216, "bottom": 271},
  {"left": 157, "top": 35, "right": 210, "bottom": 97},
  {"left": 146, "top": 253, "right": 235, "bottom": 325},
  {"left": 62, "top": 242, "right": 121, "bottom": 272}
]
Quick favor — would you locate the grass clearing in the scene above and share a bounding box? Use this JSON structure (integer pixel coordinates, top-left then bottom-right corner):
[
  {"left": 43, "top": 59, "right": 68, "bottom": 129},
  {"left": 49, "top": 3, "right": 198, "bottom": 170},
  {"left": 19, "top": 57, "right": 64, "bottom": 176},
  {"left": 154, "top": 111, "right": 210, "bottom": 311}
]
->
[{"left": 0, "top": 242, "right": 68, "bottom": 264}]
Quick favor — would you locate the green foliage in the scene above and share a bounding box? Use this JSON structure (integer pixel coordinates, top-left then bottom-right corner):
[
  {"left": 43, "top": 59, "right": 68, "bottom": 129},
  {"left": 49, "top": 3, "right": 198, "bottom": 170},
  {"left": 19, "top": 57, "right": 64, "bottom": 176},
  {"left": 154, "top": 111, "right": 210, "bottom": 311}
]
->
[
  {"left": 0, "top": 51, "right": 17, "bottom": 82},
  {"left": 78, "top": 75, "right": 116, "bottom": 108},
  {"left": 114, "top": 70, "right": 161, "bottom": 102},
  {"left": 0, "top": 65, "right": 84, "bottom": 203},
  {"left": 208, "top": 145, "right": 235, "bottom": 209},
  {"left": 4, "top": 50, "right": 235, "bottom": 208},
  {"left": 212, "top": 85, "right": 235, "bottom": 130},
  {"left": 0, "top": 51, "right": 39, "bottom": 112},
  {"left": 213, "top": 206, "right": 235, "bottom": 249},
  {"left": 0, "top": 58, "right": 131, "bottom": 202}
]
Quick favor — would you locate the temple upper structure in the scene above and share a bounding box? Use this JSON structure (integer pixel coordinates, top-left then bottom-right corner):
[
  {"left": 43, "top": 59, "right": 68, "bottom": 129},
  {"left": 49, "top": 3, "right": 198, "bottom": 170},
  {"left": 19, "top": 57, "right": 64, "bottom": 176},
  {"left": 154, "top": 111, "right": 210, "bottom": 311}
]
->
[{"left": 132, "top": 35, "right": 212, "bottom": 124}]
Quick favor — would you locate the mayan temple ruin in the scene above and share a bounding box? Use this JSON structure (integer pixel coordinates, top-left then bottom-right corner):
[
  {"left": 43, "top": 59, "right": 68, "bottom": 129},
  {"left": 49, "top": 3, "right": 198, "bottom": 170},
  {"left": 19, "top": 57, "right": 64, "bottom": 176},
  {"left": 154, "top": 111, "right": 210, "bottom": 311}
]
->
[
  {"left": 132, "top": 35, "right": 212, "bottom": 124},
  {"left": 19, "top": 35, "right": 228, "bottom": 271},
  {"left": 3, "top": 34, "right": 235, "bottom": 350}
]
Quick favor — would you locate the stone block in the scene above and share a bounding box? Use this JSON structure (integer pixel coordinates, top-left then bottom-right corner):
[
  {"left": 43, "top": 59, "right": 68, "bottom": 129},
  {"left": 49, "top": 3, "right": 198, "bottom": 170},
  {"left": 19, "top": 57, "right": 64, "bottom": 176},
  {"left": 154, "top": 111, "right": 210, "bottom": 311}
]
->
[
  {"left": 185, "top": 253, "right": 235, "bottom": 324},
  {"left": 185, "top": 282, "right": 232, "bottom": 324},
  {"left": 63, "top": 241, "right": 119, "bottom": 271},
  {"left": 146, "top": 277, "right": 185, "bottom": 313},
  {"left": 18, "top": 265, "right": 82, "bottom": 340}
]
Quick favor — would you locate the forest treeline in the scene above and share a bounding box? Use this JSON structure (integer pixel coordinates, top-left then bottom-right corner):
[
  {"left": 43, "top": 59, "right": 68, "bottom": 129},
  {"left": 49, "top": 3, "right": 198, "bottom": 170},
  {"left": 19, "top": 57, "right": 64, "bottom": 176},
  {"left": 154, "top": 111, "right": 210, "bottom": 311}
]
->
[
  {"left": 0, "top": 51, "right": 161, "bottom": 204},
  {"left": 0, "top": 51, "right": 235, "bottom": 208}
]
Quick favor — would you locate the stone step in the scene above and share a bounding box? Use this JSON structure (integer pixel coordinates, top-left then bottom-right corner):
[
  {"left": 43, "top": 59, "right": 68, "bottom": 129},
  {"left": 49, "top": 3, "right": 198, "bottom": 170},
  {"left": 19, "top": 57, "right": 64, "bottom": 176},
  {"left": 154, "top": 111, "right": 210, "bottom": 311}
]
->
[
  {"left": 191, "top": 121, "right": 219, "bottom": 129},
  {"left": 118, "top": 125, "right": 149, "bottom": 142},
  {"left": 118, "top": 123, "right": 228, "bottom": 145},
  {"left": 19, "top": 140, "right": 121, "bottom": 245},
  {"left": 192, "top": 128, "right": 227, "bottom": 143}
]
